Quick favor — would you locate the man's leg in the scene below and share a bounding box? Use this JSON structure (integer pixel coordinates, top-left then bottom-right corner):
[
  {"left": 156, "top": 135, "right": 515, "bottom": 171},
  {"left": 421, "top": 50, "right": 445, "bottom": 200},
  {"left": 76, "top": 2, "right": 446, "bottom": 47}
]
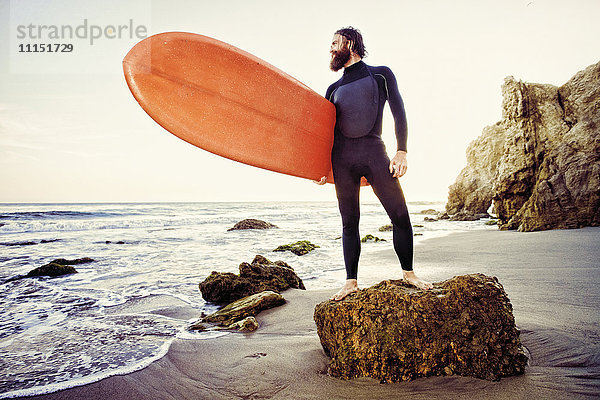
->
[
  {"left": 367, "top": 150, "right": 433, "bottom": 290},
  {"left": 331, "top": 159, "right": 362, "bottom": 300},
  {"left": 370, "top": 169, "right": 414, "bottom": 270}
]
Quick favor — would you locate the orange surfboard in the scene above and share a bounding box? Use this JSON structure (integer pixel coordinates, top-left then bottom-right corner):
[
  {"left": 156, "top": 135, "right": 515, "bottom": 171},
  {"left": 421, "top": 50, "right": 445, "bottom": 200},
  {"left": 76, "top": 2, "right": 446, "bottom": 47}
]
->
[{"left": 123, "top": 32, "right": 336, "bottom": 182}]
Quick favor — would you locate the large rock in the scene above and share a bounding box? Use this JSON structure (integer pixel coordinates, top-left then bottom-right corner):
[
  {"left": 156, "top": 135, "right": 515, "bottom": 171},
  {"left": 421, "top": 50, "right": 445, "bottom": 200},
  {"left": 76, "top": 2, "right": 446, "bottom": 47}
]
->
[
  {"left": 314, "top": 274, "right": 527, "bottom": 382},
  {"left": 446, "top": 61, "right": 600, "bottom": 231},
  {"left": 199, "top": 255, "right": 305, "bottom": 304}
]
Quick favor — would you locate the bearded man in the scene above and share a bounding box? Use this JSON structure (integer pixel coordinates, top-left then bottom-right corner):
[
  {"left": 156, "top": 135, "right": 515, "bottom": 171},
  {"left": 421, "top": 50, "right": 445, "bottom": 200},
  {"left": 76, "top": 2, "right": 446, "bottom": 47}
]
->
[{"left": 316, "top": 27, "right": 432, "bottom": 300}]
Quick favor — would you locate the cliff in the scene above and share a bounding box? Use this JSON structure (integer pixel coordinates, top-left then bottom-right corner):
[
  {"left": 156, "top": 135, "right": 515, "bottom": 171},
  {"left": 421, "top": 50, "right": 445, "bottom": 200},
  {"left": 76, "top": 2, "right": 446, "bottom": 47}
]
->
[{"left": 447, "top": 61, "right": 600, "bottom": 231}]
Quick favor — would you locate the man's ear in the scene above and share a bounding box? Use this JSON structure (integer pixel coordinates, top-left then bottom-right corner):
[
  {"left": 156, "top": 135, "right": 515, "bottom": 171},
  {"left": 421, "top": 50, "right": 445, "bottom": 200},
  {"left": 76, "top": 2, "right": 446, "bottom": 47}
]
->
[{"left": 347, "top": 40, "right": 354, "bottom": 52}]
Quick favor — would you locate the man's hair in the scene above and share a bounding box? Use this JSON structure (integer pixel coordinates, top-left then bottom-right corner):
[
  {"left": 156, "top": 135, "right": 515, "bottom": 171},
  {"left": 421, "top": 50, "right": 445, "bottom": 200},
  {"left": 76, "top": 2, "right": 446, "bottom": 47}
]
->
[{"left": 335, "top": 26, "right": 367, "bottom": 58}]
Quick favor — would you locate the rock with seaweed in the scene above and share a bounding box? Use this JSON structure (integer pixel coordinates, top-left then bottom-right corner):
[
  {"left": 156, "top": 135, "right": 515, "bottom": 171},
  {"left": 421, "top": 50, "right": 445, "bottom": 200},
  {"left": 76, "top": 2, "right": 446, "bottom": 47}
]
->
[
  {"left": 26, "top": 263, "right": 78, "bottom": 278},
  {"left": 201, "top": 291, "right": 285, "bottom": 327},
  {"left": 361, "top": 234, "right": 386, "bottom": 243},
  {"left": 314, "top": 274, "right": 527, "bottom": 382},
  {"left": 273, "top": 240, "right": 319, "bottom": 256},
  {"left": 4, "top": 257, "right": 94, "bottom": 283},
  {"left": 199, "top": 255, "right": 305, "bottom": 304}
]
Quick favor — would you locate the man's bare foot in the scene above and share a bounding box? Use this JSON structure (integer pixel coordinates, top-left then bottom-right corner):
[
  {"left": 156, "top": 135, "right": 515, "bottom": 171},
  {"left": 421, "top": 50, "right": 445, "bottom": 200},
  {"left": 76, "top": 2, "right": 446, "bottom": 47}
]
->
[
  {"left": 330, "top": 279, "right": 359, "bottom": 301},
  {"left": 403, "top": 270, "right": 433, "bottom": 290}
]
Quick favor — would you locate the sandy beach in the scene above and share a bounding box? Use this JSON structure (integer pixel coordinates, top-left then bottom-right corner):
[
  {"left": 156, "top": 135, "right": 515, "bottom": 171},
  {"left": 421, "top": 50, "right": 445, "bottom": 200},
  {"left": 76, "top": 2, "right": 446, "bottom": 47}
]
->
[{"left": 24, "top": 227, "right": 600, "bottom": 400}]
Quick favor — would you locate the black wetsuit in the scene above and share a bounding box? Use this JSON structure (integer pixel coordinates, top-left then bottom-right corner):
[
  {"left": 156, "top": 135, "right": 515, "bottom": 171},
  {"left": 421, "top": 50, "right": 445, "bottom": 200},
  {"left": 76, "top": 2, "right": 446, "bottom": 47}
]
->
[{"left": 325, "top": 60, "right": 413, "bottom": 280}]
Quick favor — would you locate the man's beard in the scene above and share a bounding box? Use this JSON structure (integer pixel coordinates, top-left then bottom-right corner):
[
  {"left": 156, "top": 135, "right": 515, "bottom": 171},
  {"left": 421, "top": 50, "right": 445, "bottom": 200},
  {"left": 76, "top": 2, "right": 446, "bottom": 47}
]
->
[{"left": 329, "top": 46, "right": 351, "bottom": 71}]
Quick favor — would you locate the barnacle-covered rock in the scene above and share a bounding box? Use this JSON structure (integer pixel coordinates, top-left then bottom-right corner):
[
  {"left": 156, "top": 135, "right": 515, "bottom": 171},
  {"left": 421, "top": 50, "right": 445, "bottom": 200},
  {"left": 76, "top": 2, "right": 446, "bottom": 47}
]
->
[
  {"left": 199, "top": 255, "right": 305, "bottom": 304},
  {"left": 314, "top": 274, "right": 527, "bottom": 382}
]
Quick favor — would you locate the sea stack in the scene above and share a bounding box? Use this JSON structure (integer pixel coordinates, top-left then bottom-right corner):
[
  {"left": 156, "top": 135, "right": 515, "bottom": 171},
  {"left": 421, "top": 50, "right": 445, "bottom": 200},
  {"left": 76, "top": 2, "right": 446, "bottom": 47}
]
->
[{"left": 446, "top": 60, "right": 600, "bottom": 231}]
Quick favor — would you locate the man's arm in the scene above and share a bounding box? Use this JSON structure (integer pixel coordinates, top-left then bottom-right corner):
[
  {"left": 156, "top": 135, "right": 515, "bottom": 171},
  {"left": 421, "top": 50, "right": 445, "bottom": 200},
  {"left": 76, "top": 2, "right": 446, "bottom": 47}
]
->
[
  {"left": 325, "top": 83, "right": 335, "bottom": 103},
  {"left": 375, "top": 66, "right": 408, "bottom": 177},
  {"left": 380, "top": 66, "right": 408, "bottom": 152}
]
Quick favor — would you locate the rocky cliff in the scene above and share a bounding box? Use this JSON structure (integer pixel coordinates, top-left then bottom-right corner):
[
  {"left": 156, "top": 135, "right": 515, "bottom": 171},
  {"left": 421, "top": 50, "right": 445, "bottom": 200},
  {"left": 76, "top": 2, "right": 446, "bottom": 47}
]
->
[{"left": 447, "top": 61, "right": 600, "bottom": 231}]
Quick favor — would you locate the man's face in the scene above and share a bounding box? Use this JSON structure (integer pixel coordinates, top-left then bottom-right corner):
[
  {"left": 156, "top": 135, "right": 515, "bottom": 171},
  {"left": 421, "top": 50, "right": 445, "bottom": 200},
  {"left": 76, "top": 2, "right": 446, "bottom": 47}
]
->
[{"left": 329, "top": 34, "right": 351, "bottom": 72}]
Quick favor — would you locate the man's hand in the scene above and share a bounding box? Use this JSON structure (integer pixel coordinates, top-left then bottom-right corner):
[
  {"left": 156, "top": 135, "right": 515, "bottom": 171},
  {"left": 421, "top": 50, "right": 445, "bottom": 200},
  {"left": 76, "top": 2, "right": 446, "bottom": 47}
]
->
[
  {"left": 313, "top": 176, "right": 327, "bottom": 185},
  {"left": 389, "top": 150, "right": 408, "bottom": 178}
]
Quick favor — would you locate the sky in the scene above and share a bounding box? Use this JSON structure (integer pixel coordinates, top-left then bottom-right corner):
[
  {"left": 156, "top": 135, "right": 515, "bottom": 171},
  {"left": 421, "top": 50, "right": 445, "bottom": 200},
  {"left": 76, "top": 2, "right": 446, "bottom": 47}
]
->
[{"left": 0, "top": 0, "right": 599, "bottom": 203}]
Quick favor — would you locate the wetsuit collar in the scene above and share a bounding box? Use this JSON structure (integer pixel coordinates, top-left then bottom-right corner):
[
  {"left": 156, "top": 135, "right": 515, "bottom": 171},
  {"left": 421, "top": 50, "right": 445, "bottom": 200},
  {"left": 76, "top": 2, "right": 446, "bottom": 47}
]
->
[{"left": 343, "top": 60, "right": 366, "bottom": 75}]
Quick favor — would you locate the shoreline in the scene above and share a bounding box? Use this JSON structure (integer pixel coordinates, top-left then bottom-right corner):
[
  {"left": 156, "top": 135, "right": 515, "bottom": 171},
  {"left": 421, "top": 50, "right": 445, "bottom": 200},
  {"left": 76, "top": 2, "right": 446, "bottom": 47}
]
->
[{"left": 17, "top": 227, "right": 600, "bottom": 399}]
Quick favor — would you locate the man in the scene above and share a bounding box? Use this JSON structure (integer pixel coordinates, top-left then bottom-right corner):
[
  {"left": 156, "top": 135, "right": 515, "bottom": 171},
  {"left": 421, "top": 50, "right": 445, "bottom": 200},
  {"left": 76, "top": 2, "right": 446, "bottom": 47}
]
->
[{"left": 316, "top": 27, "right": 432, "bottom": 300}]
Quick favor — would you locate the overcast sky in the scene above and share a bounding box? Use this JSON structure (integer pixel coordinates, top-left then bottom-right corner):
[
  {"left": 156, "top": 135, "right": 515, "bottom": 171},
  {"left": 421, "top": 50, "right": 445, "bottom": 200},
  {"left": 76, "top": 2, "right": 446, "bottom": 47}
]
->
[{"left": 1, "top": 0, "right": 598, "bottom": 203}]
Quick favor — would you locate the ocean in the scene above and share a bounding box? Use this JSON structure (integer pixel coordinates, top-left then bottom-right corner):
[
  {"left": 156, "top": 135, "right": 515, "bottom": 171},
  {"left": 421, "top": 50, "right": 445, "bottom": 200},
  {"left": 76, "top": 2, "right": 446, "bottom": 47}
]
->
[{"left": 0, "top": 201, "right": 496, "bottom": 398}]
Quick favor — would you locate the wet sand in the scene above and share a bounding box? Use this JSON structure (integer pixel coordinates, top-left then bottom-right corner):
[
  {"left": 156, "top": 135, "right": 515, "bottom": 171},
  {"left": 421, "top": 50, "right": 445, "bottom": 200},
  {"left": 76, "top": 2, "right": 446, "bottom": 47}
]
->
[{"left": 25, "top": 227, "right": 600, "bottom": 399}]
